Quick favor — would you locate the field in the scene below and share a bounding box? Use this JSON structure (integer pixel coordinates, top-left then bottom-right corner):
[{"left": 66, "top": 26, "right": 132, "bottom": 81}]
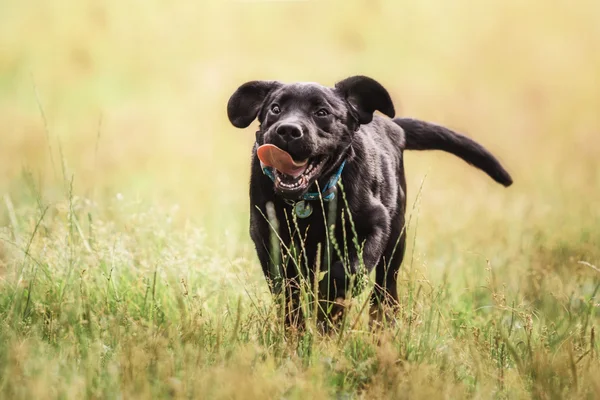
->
[{"left": 1, "top": 0, "right": 599, "bottom": 398}]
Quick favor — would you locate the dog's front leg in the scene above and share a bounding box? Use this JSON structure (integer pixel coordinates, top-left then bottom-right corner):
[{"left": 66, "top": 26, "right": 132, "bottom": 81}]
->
[
  {"left": 320, "top": 203, "right": 391, "bottom": 328},
  {"left": 250, "top": 205, "right": 304, "bottom": 329},
  {"left": 355, "top": 205, "right": 404, "bottom": 326},
  {"left": 348, "top": 201, "right": 403, "bottom": 327}
]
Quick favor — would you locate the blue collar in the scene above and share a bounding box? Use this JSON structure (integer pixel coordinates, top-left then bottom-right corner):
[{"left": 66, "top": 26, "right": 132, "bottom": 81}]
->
[{"left": 262, "top": 160, "right": 346, "bottom": 202}]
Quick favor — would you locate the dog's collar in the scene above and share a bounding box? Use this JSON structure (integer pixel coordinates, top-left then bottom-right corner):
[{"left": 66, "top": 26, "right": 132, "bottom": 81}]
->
[{"left": 261, "top": 159, "right": 346, "bottom": 202}]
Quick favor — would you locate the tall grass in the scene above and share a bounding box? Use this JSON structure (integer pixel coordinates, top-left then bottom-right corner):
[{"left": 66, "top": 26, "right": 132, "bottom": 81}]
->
[{"left": 1, "top": 0, "right": 599, "bottom": 398}]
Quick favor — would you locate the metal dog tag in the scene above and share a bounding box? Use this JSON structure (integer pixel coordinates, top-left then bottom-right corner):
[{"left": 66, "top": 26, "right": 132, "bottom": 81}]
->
[{"left": 294, "top": 200, "right": 313, "bottom": 219}]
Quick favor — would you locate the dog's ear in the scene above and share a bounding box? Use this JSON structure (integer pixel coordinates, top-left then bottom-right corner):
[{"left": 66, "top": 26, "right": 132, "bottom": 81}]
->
[
  {"left": 227, "top": 81, "right": 282, "bottom": 128},
  {"left": 335, "top": 76, "right": 395, "bottom": 125}
]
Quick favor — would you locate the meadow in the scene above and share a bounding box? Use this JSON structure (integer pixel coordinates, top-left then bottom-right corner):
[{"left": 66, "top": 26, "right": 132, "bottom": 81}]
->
[{"left": 0, "top": 0, "right": 599, "bottom": 398}]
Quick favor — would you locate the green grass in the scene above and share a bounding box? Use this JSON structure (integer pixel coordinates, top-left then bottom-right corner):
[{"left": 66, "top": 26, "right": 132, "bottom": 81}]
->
[{"left": 1, "top": 0, "right": 600, "bottom": 398}]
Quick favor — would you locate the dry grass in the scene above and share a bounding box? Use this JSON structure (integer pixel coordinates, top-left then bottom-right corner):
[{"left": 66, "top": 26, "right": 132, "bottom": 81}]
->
[{"left": 0, "top": 0, "right": 599, "bottom": 398}]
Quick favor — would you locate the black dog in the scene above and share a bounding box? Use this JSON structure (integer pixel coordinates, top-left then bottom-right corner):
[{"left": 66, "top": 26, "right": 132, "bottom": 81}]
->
[{"left": 227, "top": 76, "right": 512, "bottom": 327}]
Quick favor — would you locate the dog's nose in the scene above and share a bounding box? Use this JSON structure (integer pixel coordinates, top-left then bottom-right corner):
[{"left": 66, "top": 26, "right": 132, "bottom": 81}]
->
[{"left": 276, "top": 124, "right": 303, "bottom": 141}]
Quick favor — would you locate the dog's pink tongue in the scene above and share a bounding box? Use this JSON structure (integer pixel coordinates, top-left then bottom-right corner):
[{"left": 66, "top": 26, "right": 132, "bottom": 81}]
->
[{"left": 257, "top": 144, "right": 308, "bottom": 178}]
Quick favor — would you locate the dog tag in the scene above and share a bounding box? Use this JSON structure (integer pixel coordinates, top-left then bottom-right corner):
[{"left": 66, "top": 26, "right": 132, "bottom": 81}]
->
[{"left": 294, "top": 200, "right": 313, "bottom": 219}]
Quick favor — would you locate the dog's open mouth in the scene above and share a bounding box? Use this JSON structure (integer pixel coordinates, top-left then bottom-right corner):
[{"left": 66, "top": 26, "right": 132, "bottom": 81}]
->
[
  {"left": 257, "top": 144, "right": 327, "bottom": 197},
  {"left": 273, "top": 157, "right": 327, "bottom": 195}
]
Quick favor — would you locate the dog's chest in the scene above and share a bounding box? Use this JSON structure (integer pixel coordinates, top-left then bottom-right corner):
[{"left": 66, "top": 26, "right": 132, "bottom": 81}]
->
[
  {"left": 274, "top": 201, "right": 328, "bottom": 242},
  {"left": 272, "top": 198, "right": 362, "bottom": 258}
]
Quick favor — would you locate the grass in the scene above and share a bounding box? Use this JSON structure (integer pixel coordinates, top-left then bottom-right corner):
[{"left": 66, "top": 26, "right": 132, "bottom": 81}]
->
[{"left": 1, "top": 0, "right": 600, "bottom": 398}]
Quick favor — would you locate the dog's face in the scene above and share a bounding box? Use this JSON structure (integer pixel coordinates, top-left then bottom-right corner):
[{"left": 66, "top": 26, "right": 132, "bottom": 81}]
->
[{"left": 227, "top": 76, "right": 395, "bottom": 199}]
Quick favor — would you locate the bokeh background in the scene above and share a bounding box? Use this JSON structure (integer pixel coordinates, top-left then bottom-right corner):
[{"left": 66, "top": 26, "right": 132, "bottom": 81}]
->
[{"left": 3, "top": 0, "right": 599, "bottom": 270}]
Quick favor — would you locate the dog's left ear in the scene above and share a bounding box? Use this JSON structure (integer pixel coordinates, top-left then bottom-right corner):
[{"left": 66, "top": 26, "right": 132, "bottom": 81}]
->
[
  {"left": 227, "top": 80, "right": 282, "bottom": 128},
  {"left": 335, "top": 76, "right": 395, "bottom": 125}
]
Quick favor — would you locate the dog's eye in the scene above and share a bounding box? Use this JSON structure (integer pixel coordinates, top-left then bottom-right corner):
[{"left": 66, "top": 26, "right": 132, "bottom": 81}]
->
[
  {"left": 270, "top": 104, "right": 281, "bottom": 114},
  {"left": 315, "top": 108, "right": 330, "bottom": 117}
]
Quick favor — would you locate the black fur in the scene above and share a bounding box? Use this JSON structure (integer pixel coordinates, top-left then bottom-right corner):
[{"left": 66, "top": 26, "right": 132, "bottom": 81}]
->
[
  {"left": 397, "top": 118, "right": 513, "bottom": 186},
  {"left": 227, "top": 76, "right": 512, "bottom": 327}
]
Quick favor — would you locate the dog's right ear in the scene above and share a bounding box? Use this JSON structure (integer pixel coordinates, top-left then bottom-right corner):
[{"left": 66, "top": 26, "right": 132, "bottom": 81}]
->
[{"left": 227, "top": 81, "right": 282, "bottom": 128}]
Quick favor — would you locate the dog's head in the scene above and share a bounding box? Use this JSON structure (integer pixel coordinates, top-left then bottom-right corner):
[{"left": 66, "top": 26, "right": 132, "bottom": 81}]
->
[{"left": 227, "top": 76, "right": 395, "bottom": 199}]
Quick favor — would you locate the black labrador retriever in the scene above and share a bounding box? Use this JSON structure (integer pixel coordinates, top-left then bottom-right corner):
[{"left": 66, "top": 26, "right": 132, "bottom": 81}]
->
[{"left": 227, "top": 75, "right": 512, "bottom": 327}]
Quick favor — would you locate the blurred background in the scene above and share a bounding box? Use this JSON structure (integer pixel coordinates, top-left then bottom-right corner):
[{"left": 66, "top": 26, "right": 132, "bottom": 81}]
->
[{"left": 1, "top": 0, "right": 599, "bottom": 278}]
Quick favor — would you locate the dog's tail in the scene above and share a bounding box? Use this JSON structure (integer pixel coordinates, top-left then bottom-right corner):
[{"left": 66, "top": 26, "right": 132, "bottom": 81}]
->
[{"left": 395, "top": 118, "right": 513, "bottom": 187}]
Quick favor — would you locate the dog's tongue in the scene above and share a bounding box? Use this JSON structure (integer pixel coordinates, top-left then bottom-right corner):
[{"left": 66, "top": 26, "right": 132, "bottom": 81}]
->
[{"left": 257, "top": 144, "right": 308, "bottom": 178}]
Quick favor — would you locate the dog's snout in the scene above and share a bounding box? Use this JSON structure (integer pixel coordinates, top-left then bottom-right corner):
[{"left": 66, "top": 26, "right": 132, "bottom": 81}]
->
[{"left": 276, "top": 123, "right": 303, "bottom": 141}]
